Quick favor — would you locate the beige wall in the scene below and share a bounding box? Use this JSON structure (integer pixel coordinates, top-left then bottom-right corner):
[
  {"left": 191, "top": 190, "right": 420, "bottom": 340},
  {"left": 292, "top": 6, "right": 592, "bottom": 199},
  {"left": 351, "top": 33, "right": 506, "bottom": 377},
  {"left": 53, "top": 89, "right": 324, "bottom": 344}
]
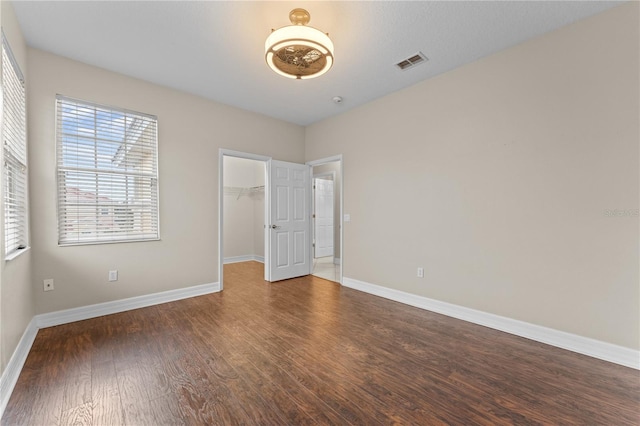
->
[
  {"left": 306, "top": 3, "right": 639, "bottom": 350},
  {"left": 223, "top": 156, "right": 265, "bottom": 259},
  {"left": 28, "top": 48, "right": 304, "bottom": 314},
  {"left": 0, "top": 0, "right": 33, "bottom": 374}
]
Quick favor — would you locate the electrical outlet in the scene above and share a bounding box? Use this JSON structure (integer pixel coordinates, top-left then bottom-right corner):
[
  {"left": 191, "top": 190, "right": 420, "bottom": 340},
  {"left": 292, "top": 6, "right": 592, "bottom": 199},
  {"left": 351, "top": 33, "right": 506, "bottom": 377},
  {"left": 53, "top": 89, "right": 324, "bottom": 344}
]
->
[
  {"left": 417, "top": 267, "right": 424, "bottom": 278},
  {"left": 44, "top": 279, "right": 54, "bottom": 291},
  {"left": 108, "top": 270, "right": 118, "bottom": 282}
]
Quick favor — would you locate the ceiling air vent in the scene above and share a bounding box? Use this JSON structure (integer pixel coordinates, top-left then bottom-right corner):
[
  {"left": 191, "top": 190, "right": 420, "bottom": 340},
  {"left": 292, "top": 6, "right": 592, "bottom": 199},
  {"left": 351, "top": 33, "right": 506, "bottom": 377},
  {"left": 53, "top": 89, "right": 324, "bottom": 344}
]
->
[{"left": 396, "top": 52, "right": 428, "bottom": 70}]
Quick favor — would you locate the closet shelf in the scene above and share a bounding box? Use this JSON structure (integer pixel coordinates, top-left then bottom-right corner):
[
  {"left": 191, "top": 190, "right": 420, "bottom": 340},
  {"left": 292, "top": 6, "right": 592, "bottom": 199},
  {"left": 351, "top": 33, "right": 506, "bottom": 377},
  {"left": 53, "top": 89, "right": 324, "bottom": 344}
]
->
[{"left": 224, "top": 185, "right": 265, "bottom": 200}]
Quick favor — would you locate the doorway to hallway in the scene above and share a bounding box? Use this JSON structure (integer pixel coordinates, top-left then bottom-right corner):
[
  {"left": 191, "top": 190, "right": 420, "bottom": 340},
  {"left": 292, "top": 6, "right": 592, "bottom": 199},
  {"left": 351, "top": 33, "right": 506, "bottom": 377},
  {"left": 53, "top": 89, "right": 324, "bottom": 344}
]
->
[{"left": 308, "top": 157, "right": 342, "bottom": 283}]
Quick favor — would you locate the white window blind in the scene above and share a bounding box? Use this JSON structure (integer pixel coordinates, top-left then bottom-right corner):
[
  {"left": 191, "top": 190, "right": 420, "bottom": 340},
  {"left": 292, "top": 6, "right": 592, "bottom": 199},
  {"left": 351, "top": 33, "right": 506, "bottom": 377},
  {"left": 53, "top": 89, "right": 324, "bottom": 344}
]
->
[
  {"left": 56, "top": 96, "right": 159, "bottom": 245},
  {"left": 2, "top": 34, "right": 28, "bottom": 257}
]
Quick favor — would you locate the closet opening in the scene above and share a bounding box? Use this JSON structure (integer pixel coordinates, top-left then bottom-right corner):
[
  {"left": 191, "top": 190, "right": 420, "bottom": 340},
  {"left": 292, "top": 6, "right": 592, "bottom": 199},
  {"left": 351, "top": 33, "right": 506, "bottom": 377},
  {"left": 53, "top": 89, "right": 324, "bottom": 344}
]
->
[{"left": 219, "top": 151, "right": 269, "bottom": 289}]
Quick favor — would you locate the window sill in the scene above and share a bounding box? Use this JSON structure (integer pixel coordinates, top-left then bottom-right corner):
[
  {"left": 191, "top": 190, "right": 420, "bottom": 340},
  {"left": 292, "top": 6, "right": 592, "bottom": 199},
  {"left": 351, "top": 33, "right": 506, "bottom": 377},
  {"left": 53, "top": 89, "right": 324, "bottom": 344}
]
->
[
  {"left": 5, "top": 246, "right": 30, "bottom": 261},
  {"left": 58, "top": 237, "right": 160, "bottom": 247}
]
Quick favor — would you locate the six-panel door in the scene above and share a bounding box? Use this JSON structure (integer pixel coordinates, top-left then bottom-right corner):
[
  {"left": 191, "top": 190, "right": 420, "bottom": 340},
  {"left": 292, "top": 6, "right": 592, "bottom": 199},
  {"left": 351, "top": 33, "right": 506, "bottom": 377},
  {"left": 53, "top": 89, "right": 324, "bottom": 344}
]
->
[{"left": 269, "top": 160, "right": 311, "bottom": 281}]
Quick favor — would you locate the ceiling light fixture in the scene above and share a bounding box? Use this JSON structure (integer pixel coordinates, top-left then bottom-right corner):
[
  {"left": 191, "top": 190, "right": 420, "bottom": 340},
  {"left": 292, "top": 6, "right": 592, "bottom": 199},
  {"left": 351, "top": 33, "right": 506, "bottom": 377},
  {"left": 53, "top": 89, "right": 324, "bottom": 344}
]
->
[{"left": 265, "top": 8, "right": 334, "bottom": 80}]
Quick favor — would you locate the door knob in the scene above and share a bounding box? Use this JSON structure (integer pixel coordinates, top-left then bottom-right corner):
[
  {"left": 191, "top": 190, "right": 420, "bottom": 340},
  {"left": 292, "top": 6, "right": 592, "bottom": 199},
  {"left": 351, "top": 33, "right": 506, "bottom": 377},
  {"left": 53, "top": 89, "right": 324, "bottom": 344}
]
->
[{"left": 270, "top": 225, "right": 281, "bottom": 229}]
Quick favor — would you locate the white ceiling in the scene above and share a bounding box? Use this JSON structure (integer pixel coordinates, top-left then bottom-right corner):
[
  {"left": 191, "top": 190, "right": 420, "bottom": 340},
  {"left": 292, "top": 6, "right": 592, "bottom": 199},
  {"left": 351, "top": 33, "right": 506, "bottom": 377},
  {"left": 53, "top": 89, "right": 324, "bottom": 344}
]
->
[{"left": 13, "top": 1, "right": 622, "bottom": 126}]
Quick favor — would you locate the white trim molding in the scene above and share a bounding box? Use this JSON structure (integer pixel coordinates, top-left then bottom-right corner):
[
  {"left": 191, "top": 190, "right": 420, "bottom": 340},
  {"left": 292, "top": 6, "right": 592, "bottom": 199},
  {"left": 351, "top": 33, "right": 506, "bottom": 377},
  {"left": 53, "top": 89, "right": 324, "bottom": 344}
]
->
[
  {"left": 36, "top": 282, "right": 219, "bottom": 329},
  {"left": 342, "top": 277, "right": 639, "bottom": 370},
  {"left": 0, "top": 281, "right": 220, "bottom": 418},
  {"left": 223, "top": 255, "right": 264, "bottom": 264},
  {"left": 0, "top": 318, "right": 38, "bottom": 416}
]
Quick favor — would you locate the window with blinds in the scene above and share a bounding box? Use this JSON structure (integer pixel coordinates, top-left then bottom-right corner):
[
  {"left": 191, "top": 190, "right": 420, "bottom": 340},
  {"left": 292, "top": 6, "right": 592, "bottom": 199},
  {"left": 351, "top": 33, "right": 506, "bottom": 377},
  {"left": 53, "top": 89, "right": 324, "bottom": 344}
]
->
[
  {"left": 2, "top": 34, "right": 28, "bottom": 257},
  {"left": 56, "top": 96, "right": 159, "bottom": 245}
]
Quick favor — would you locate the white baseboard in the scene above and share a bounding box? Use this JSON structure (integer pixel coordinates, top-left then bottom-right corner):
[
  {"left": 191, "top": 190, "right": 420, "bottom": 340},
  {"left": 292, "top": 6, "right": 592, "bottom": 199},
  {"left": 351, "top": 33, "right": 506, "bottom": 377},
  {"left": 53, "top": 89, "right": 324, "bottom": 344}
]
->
[
  {"left": 342, "top": 277, "right": 639, "bottom": 370},
  {"left": 223, "top": 255, "right": 264, "bottom": 264},
  {"left": 36, "top": 281, "right": 220, "bottom": 328},
  {"left": 0, "top": 318, "right": 38, "bottom": 416}
]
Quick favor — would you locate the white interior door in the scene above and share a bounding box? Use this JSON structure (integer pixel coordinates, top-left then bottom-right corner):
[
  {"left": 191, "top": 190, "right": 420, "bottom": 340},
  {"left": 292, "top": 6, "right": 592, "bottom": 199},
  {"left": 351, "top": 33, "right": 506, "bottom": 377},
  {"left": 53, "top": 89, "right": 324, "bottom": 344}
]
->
[
  {"left": 268, "top": 160, "right": 311, "bottom": 281},
  {"left": 314, "top": 178, "right": 334, "bottom": 258}
]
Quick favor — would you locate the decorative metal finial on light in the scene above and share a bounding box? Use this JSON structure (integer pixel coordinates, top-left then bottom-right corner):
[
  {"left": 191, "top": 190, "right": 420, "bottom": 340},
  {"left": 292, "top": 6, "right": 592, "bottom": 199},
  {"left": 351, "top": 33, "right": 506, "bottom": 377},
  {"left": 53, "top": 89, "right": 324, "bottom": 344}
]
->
[{"left": 265, "top": 8, "right": 334, "bottom": 80}]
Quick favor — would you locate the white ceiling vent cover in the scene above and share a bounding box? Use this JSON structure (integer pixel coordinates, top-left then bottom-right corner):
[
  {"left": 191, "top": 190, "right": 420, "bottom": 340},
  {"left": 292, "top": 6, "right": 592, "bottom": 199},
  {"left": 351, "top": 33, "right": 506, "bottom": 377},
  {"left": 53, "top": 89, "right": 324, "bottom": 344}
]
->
[{"left": 396, "top": 52, "right": 428, "bottom": 70}]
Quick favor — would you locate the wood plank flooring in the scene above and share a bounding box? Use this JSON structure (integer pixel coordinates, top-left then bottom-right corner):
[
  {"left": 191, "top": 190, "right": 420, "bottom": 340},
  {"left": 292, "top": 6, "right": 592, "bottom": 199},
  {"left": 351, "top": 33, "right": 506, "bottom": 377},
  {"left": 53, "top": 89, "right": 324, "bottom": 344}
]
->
[{"left": 2, "top": 261, "right": 639, "bottom": 425}]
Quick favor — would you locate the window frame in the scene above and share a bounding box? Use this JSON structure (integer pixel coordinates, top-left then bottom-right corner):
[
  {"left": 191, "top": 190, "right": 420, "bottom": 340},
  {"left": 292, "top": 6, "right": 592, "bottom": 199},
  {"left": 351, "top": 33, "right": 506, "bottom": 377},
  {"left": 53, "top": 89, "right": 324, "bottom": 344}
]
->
[
  {"left": 55, "top": 95, "right": 160, "bottom": 246},
  {"left": 2, "top": 32, "right": 29, "bottom": 260}
]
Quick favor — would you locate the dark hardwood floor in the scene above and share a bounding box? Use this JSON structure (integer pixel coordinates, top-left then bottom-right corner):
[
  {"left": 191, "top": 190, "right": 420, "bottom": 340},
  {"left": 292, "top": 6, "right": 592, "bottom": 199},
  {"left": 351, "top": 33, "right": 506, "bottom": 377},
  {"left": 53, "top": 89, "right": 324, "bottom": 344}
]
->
[{"left": 2, "top": 261, "right": 639, "bottom": 425}]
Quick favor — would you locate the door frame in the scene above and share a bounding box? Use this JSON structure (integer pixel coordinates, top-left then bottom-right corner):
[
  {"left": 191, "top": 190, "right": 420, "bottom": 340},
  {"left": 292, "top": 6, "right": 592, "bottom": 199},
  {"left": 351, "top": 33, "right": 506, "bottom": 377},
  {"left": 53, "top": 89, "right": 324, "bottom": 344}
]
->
[
  {"left": 312, "top": 171, "right": 336, "bottom": 259},
  {"left": 219, "top": 150, "right": 342, "bottom": 287},
  {"left": 306, "top": 155, "right": 343, "bottom": 284},
  {"left": 218, "top": 149, "right": 270, "bottom": 290}
]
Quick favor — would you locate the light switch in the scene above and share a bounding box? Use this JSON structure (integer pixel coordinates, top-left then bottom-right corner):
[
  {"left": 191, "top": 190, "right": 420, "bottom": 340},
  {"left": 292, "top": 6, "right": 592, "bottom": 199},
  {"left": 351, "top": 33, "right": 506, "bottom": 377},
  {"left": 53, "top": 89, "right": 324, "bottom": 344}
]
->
[{"left": 344, "top": 214, "right": 351, "bottom": 222}]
